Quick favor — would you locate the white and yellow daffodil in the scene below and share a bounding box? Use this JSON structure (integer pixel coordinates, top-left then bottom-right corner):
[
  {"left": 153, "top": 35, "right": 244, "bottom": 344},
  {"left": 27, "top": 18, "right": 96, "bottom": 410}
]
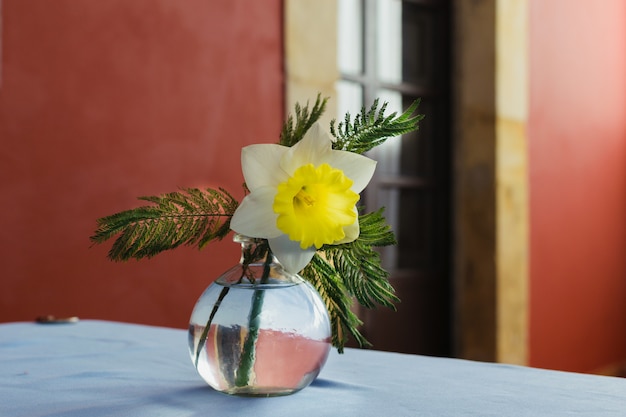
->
[{"left": 230, "top": 122, "right": 377, "bottom": 273}]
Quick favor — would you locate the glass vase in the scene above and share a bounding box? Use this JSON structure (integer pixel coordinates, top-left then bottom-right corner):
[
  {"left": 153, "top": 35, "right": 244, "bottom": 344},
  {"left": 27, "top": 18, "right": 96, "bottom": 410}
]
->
[{"left": 188, "top": 234, "right": 332, "bottom": 396}]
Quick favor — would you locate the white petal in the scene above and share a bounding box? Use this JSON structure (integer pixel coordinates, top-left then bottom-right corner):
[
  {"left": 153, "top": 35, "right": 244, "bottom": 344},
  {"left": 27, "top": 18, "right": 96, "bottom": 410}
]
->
[
  {"left": 268, "top": 234, "right": 316, "bottom": 274},
  {"left": 241, "top": 144, "right": 289, "bottom": 191},
  {"left": 334, "top": 214, "right": 360, "bottom": 244},
  {"left": 280, "top": 122, "right": 332, "bottom": 174},
  {"left": 230, "top": 187, "right": 282, "bottom": 238},
  {"left": 326, "top": 150, "right": 377, "bottom": 193}
]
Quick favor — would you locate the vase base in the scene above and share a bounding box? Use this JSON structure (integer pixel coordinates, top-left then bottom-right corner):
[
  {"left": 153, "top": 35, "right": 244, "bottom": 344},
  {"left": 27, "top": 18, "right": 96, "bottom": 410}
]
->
[{"left": 219, "top": 385, "right": 303, "bottom": 397}]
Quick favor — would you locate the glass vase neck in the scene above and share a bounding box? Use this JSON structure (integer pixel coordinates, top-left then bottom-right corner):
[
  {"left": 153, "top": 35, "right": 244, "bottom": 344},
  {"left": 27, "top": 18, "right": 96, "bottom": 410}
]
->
[
  {"left": 233, "top": 234, "right": 276, "bottom": 266},
  {"left": 223, "top": 234, "right": 299, "bottom": 286}
]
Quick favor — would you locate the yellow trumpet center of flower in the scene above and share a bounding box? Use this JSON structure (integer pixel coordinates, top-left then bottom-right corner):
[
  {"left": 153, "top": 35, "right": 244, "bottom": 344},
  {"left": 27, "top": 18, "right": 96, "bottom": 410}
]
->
[{"left": 273, "top": 163, "right": 359, "bottom": 249}]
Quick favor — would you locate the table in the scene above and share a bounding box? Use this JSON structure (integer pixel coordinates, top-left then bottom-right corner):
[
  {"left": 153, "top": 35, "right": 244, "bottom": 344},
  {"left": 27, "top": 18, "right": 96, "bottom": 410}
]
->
[{"left": 1, "top": 320, "right": 624, "bottom": 416}]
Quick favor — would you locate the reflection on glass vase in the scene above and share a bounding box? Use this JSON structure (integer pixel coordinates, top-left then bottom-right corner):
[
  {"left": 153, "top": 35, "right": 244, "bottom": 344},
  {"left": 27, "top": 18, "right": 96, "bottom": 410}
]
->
[{"left": 188, "top": 234, "right": 332, "bottom": 396}]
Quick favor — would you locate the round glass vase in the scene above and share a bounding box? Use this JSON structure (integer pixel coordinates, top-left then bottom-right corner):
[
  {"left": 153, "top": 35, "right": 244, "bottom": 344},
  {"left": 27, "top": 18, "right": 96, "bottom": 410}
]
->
[{"left": 188, "top": 234, "right": 332, "bottom": 397}]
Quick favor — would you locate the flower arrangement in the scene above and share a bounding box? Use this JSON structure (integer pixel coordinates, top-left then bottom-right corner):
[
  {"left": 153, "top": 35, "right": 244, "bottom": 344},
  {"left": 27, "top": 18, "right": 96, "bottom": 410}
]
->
[{"left": 91, "top": 95, "right": 423, "bottom": 353}]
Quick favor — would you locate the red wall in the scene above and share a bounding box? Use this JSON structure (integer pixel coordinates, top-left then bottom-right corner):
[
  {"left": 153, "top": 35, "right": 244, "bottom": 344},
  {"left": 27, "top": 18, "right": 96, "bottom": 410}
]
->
[
  {"left": 529, "top": 0, "right": 626, "bottom": 372},
  {"left": 0, "top": 0, "right": 284, "bottom": 328}
]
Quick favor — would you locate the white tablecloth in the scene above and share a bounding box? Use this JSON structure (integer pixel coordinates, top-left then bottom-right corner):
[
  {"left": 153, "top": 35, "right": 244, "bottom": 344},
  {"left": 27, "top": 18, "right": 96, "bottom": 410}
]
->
[{"left": 1, "top": 320, "right": 624, "bottom": 416}]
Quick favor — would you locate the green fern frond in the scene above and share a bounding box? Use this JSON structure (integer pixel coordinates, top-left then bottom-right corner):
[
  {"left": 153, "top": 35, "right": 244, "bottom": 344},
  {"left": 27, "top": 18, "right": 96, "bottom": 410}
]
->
[
  {"left": 353, "top": 208, "right": 398, "bottom": 247},
  {"left": 300, "top": 254, "right": 370, "bottom": 352},
  {"left": 279, "top": 94, "right": 328, "bottom": 147},
  {"left": 299, "top": 209, "right": 399, "bottom": 351},
  {"left": 326, "top": 209, "right": 399, "bottom": 310},
  {"left": 90, "top": 187, "right": 238, "bottom": 261},
  {"left": 330, "top": 98, "right": 424, "bottom": 154}
]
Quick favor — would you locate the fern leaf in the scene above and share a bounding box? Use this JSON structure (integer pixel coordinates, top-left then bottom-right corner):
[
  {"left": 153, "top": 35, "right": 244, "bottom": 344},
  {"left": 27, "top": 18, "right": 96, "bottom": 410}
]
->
[
  {"left": 330, "top": 98, "right": 424, "bottom": 154},
  {"left": 300, "top": 254, "right": 370, "bottom": 352},
  {"left": 279, "top": 94, "right": 328, "bottom": 147},
  {"left": 326, "top": 209, "right": 399, "bottom": 310},
  {"left": 299, "top": 209, "right": 400, "bottom": 351},
  {"left": 90, "top": 187, "right": 238, "bottom": 261}
]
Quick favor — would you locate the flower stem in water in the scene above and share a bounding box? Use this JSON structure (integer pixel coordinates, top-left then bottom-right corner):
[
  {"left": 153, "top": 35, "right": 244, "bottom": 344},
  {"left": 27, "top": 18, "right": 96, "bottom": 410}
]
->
[
  {"left": 194, "top": 286, "right": 230, "bottom": 368},
  {"left": 234, "top": 246, "right": 272, "bottom": 387}
]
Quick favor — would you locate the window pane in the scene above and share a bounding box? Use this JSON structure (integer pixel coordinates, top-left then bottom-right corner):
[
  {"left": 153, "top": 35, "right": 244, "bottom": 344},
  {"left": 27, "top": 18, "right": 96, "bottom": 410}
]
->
[
  {"left": 336, "top": 79, "right": 363, "bottom": 117},
  {"left": 366, "top": 89, "right": 403, "bottom": 269},
  {"left": 368, "top": 89, "right": 402, "bottom": 175},
  {"left": 374, "top": 188, "right": 400, "bottom": 270},
  {"left": 337, "top": 0, "right": 363, "bottom": 75},
  {"left": 376, "top": 0, "right": 402, "bottom": 83},
  {"left": 402, "top": 3, "right": 436, "bottom": 85},
  {"left": 400, "top": 96, "right": 431, "bottom": 178},
  {"left": 397, "top": 189, "right": 433, "bottom": 269}
]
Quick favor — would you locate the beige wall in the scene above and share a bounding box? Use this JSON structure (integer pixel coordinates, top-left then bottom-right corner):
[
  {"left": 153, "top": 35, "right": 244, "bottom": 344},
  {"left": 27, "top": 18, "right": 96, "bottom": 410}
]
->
[
  {"left": 454, "top": 0, "right": 529, "bottom": 365},
  {"left": 284, "top": 0, "right": 338, "bottom": 126}
]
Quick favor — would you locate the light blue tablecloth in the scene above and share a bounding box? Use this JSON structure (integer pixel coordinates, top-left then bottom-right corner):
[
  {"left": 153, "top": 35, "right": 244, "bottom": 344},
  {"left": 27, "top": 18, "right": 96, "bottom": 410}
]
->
[{"left": 0, "top": 320, "right": 624, "bottom": 416}]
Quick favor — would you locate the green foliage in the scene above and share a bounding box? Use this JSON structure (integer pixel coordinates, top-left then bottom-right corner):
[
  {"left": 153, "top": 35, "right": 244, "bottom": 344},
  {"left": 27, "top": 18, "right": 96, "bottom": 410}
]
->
[
  {"left": 326, "top": 209, "right": 399, "bottom": 310},
  {"left": 299, "top": 210, "right": 400, "bottom": 352},
  {"left": 279, "top": 94, "right": 328, "bottom": 147},
  {"left": 90, "top": 188, "right": 238, "bottom": 261},
  {"left": 300, "top": 254, "right": 370, "bottom": 353},
  {"left": 330, "top": 99, "right": 424, "bottom": 154}
]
